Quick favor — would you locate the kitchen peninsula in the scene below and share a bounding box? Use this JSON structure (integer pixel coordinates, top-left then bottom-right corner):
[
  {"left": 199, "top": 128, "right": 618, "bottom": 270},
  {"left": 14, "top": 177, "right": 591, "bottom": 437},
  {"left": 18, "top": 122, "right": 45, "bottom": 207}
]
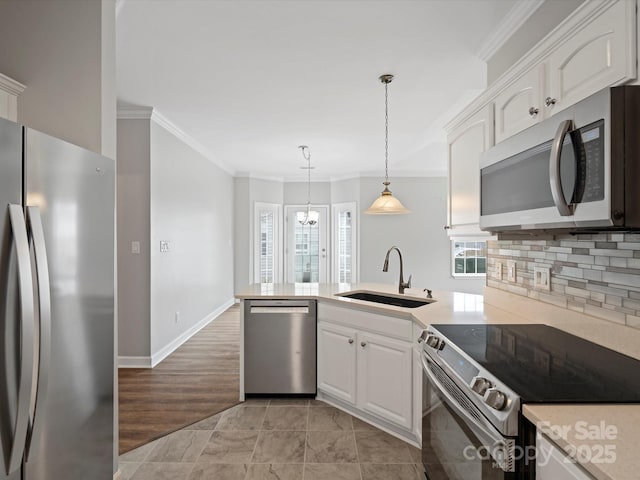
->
[{"left": 236, "top": 283, "right": 640, "bottom": 480}]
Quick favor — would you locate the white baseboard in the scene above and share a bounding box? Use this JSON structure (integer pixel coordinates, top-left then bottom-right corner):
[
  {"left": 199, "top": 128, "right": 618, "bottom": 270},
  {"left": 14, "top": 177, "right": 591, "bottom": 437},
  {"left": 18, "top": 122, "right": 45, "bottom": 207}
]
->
[
  {"left": 118, "top": 356, "right": 152, "bottom": 368},
  {"left": 117, "top": 298, "right": 235, "bottom": 369},
  {"left": 149, "top": 298, "right": 235, "bottom": 367}
]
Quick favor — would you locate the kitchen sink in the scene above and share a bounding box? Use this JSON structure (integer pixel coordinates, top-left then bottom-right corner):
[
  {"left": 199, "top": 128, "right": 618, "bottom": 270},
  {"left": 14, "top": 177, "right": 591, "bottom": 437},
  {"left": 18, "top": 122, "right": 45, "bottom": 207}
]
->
[{"left": 337, "top": 291, "right": 431, "bottom": 308}]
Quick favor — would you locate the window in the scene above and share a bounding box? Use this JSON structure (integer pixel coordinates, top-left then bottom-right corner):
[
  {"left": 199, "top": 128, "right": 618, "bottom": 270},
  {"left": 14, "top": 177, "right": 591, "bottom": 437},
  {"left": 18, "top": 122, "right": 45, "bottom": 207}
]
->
[
  {"left": 332, "top": 202, "right": 358, "bottom": 283},
  {"left": 452, "top": 240, "right": 487, "bottom": 277},
  {"left": 254, "top": 203, "right": 282, "bottom": 283}
]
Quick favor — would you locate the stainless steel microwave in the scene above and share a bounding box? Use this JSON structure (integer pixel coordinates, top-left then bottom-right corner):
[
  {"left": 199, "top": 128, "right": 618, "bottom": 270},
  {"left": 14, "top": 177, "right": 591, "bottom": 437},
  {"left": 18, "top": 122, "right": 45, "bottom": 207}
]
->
[{"left": 480, "top": 86, "right": 640, "bottom": 232}]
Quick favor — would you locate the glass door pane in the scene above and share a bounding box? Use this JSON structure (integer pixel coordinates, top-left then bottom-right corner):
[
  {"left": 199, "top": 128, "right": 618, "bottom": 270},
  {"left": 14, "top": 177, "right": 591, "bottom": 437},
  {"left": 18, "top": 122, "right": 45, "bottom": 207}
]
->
[
  {"left": 332, "top": 202, "right": 357, "bottom": 284},
  {"left": 286, "top": 206, "right": 328, "bottom": 283}
]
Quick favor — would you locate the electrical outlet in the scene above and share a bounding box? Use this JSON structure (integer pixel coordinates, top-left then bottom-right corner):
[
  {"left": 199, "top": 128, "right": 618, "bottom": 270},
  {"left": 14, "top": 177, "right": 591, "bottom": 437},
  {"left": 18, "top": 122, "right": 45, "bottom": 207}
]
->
[
  {"left": 175, "top": 311, "right": 180, "bottom": 324},
  {"left": 160, "top": 240, "right": 170, "bottom": 253},
  {"left": 507, "top": 260, "right": 517, "bottom": 282},
  {"left": 534, "top": 266, "right": 552, "bottom": 291},
  {"left": 494, "top": 262, "right": 503, "bottom": 280}
]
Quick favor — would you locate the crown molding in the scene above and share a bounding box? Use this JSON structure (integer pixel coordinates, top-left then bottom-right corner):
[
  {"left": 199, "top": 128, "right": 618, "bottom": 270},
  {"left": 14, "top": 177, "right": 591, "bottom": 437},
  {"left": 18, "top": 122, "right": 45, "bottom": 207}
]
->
[
  {"left": 476, "top": 0, "right": 545, "bottom": 62},
  {"left": 116, "top": 105, "right": 235, "bottom": 175},
  {"left": 0, "top": 73, "right": 26, "bottom": 96},
  {"left": 446, "top": 0, "right": 621, "bottom": 133},
  {"left": 149, "top": 110, "right": 234, "bottom": 176},
  {"left": 116, "top": 105, "right": 153, "bottom": 119},
  {"left": 235, "top": 172, "right": 285, "bottom": 183}
]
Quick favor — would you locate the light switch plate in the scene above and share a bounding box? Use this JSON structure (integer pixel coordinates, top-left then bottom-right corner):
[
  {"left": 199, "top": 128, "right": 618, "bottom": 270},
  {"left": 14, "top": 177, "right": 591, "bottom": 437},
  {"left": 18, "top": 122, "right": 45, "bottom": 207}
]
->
[
  {"left": 534, "top": 265, "right": 551, "bottom": 291},
  {"left": 495, "top": 262, "right": 503, "bottom": 280},
  {"left": 507, "top": 260, "right": 517, "bottom": 282},
  {"left": 131, "top": 241, "right": 140, "bottom": 254}
]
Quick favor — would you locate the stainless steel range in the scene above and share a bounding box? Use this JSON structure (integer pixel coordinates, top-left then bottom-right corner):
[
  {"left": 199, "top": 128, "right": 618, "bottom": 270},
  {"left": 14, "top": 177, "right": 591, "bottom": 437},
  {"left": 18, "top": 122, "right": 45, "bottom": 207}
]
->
[{"left": 420, "top": 324, "right": 640, "bottom": 480}]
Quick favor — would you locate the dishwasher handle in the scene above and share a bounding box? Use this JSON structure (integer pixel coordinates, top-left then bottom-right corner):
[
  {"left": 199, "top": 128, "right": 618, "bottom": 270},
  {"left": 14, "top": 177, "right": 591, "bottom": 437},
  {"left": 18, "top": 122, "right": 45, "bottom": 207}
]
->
[
  {"left": 250, "top": 306, "right": 309, "bottom": 314},
  {"left": 247, "top": 299, "right": 312, "bottom": 307}
]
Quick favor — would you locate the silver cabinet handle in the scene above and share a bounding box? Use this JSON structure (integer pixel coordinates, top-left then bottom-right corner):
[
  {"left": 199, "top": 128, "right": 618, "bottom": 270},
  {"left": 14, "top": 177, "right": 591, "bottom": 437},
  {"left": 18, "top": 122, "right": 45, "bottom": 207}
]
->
[
  {"left": 348, "top": 338, "right": 354, "bottom": 344},
  {"left": 360, "top": 341, "right": 367, "bottom": 347},
  {"left": 549, "top": 119, "right": 574, "bottom": 216},
  {"left": 545, "top": 97, "right": 557, "bottom": 107},
  {"left": 6, "top": 205, "right": 35, "bottom": 475},
  {"left": 528, "top": 107, "right": 539, "bottom": 116},
  {"left": 25, "top": 207, "right": 51, "bottom": 462}
]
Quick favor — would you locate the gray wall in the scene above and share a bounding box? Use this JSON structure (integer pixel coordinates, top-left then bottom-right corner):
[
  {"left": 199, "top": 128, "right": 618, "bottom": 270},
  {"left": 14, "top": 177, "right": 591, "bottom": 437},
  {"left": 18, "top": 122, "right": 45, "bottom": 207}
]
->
[
  {"left": 283, "top": 181, "right": 331, "bottom": 205},
  {"left": 359, "top": 177, "right": 484, "bottom": 294},
  {"left": 117, "top": 119, "right": 151, "bottom": 357},
  {"left": 0, "top": 0, "right": 116, "bottom": 157},
  {"left": 331, "top": 178, "right": 361, "bottom": 204},
  {"left": 233, "top": 176, "right": 485, "bottom": 295},
  {"left": 234, "top": 177, "right": 286, "bottom": 292},
  {"left": 234, "top": 177, "right": 252, "bottom": 294},
  {"left": 487, "top": 0, "right": 584, "bottom": 84},
  {"left": 149, "top": 121, "right": 235, "bottom": 355}
]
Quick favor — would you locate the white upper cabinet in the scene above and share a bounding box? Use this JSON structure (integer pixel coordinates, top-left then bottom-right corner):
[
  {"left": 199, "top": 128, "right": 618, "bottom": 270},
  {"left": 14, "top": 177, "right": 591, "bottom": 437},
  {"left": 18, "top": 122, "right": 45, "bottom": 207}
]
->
[
  {"left": 446, "top": 104, "right": 494, "bottom": 236},
  {"left": 494, "top": 65, "right": 544, "bottom": 144},
  {"left": 546, "top": 0, "right": 636, "bottom": 115},
  {"left": 487, "top": 0, "right": 637, "bottom": 145},
  {"left": 0, "top": 73, "right": 25, "bottom": 122}
]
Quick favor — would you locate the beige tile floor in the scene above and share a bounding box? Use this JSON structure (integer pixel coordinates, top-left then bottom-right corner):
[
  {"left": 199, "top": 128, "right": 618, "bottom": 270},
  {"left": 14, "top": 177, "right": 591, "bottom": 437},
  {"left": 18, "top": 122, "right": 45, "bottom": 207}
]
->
[{"left": 119, "top": 398, "right": 424, "bottom": 480}]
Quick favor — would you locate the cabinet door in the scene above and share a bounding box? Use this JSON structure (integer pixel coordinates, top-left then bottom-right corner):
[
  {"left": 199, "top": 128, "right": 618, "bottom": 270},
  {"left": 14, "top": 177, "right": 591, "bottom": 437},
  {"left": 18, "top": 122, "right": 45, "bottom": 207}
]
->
[
  {"left": 547, "top": 0, "right": 636, "bottom": 115},
  {"left": 537, "top": 434, "right": 595, "bottom": 480},
  {"left": 357, "top": 331, "right": 412, "bottom": 429},
  {"left": 447, "top": 104, "right": 494, "bottom": 236},
  {"left": 317, "top": 322, "right": 357, "bottom": 404},
  {"left": 494, "top": 65, "right": 544, "bottom": 143}
]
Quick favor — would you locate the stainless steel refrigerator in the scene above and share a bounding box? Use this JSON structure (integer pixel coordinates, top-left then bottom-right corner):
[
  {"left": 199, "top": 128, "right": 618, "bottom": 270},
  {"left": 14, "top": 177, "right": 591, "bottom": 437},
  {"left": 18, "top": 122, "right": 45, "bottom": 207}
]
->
[{"left": 0, "top": 116, "right": 114, "bottom": 480}]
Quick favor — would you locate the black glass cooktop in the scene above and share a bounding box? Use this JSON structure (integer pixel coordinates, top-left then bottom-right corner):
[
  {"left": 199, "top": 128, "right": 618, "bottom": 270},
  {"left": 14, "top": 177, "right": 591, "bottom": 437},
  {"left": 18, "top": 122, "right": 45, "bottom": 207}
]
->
[{"left": 430, "top": 324, "right": 640, "bottom": 403}]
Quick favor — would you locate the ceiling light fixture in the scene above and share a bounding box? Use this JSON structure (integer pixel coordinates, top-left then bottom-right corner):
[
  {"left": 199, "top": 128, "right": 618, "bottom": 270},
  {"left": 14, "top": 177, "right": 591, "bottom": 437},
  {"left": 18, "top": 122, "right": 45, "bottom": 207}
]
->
[
  {"left": 297, "top": 145, "right": 320, "bottom": 225},
  {"left": 365, "top": 74, "right": 410, "bottom": 215}
]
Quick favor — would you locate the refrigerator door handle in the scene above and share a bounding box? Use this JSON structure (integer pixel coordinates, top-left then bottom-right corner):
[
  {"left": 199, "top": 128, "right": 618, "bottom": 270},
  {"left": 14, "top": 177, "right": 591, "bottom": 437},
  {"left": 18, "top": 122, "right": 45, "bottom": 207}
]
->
[
  {"left": 5, "top": 205, "right": 35, "bottom": 475},
  {"left": 24, "top": 207, "right": 51, "bottom": 463}
]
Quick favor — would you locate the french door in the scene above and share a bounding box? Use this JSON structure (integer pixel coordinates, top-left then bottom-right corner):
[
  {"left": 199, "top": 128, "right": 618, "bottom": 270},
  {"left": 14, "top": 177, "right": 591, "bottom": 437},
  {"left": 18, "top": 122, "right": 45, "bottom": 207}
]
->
[{"left": 285, "top": 205, "right": 329, "bottom": 283}]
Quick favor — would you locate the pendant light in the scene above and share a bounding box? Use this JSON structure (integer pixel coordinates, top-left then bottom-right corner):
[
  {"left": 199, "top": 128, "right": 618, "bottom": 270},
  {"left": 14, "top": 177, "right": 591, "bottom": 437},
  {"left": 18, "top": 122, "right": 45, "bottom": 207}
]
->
[
  {"left": 365, "top": 74, "right": 410, "bottom": 215},
  {"left": 297, "top": 145, "right": 320, "bottom": 225}
]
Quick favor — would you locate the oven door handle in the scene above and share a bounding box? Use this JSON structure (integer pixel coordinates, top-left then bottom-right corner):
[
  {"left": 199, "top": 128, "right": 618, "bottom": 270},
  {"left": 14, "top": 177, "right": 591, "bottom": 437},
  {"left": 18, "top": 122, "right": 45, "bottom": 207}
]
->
[{"left": 422, "top": 355, "right": 512, "bottom": 472}]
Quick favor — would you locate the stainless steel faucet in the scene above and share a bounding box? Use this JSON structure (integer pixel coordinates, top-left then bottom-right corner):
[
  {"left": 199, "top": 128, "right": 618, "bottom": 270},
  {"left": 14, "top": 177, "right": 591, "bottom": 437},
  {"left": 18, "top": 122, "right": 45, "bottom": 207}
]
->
[{"left": 383, "top": 246, "right": 411, "bottom": 294}]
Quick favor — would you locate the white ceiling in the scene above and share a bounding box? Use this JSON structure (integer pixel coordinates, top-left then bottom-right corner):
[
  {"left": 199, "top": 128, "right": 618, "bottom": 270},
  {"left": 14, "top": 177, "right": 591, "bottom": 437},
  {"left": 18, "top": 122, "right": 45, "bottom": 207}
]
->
[{"left": 116, "top": 0, "right": 520, "bottom": 180}]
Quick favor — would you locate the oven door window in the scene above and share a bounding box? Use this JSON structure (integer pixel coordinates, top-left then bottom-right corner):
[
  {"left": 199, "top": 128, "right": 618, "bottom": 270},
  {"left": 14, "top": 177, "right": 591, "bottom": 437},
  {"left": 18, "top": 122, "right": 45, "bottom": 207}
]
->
[{"left": 422, "top": 363, "right": 514, "bottom": 480}]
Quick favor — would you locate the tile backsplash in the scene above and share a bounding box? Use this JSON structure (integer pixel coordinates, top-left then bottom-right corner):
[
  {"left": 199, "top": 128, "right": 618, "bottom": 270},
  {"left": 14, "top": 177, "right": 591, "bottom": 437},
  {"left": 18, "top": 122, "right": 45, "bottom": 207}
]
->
[{"left": 487, "top": 233, "right": 640, "bottom": 330}]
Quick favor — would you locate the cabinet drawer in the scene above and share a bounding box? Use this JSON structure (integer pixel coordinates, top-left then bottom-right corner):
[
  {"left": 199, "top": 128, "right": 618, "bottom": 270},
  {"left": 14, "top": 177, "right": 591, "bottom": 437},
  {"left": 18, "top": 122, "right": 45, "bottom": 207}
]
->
[{"left": 318, "top": 302, "right": 412, "bottom": 341}]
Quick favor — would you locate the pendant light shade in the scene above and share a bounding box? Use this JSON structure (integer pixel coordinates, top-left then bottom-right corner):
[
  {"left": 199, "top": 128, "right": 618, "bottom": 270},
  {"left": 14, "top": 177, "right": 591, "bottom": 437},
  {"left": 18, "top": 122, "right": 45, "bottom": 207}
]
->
[
  {"left": 365, "top": 183, "right": 410, "bottom": 214},
  {"left": 365, "top": 74, "right": 410, "bottom": 215}
]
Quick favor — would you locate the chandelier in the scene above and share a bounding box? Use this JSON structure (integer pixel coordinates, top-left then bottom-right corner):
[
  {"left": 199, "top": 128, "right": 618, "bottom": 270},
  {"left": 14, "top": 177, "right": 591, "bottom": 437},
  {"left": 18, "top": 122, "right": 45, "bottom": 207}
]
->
[{"left": 297, "top": 145, "right": 319, "bottom": 225}]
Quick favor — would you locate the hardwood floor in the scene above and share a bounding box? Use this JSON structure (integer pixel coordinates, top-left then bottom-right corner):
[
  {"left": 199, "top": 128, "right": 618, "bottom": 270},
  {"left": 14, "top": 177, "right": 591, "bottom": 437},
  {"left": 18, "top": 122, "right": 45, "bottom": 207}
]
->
[{"left": 118, "top": 305, "right": 241, "bottom": 454}]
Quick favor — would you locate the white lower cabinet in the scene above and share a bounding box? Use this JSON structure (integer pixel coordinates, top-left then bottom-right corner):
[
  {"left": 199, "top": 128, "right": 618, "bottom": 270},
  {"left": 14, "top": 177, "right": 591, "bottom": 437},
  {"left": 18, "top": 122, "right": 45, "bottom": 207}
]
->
[
  {"left": 357, "top": 331, "right": 413, "bottom": 429},
  {"left": 317, "top": 303, "right": 416, "bottom": 438},
  {"left": 536, "top": 434, "right": 596, "bottom": 480},
  {"left": 317, "top": 322, "right": 357, "bottom": 404}
]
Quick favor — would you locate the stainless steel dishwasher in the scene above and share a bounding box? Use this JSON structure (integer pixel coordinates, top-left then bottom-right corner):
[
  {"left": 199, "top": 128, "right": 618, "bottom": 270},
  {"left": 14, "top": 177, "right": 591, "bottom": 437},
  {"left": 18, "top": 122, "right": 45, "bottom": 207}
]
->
[{"left": 244, "top": 299, "right": 317, "bottom": 395}]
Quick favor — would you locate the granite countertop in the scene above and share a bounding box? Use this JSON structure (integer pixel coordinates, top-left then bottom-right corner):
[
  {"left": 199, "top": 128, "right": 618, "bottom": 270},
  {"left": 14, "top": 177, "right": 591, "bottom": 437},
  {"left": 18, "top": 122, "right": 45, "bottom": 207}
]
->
[
  {"left": 237, "top": 282, "right": 640, "bottom": 479},
  {"left": 524, "top": 404, "right": 640, "bottom": 480}
]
